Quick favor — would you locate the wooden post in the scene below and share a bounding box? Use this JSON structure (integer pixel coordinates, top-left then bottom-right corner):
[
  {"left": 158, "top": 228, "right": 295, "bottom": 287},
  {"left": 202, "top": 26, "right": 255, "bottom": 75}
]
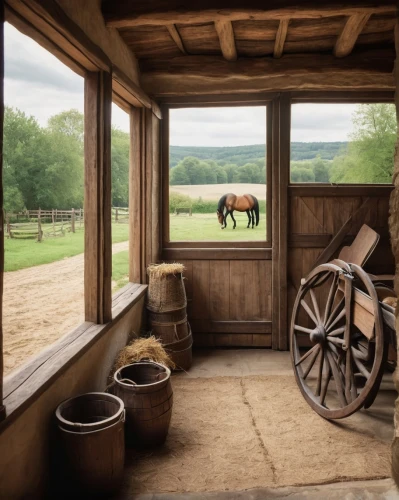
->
[
  {"left": 129, "top": 107, "right": 144, "bottom": 284},
  {"left": 37, "top": 208, "right": 42, "bottom": 242},
  {"left": 84, "top": 70, "right": 112, "bottom": 324},
  {"left": 151, "top": 112, "right": 161, "bottom": 263},
  {"left": 71, "top": 208, "right": 75, "bottom": 233},
  {"left": 0, "top": 1, "right": 4, "bottom": 422}
]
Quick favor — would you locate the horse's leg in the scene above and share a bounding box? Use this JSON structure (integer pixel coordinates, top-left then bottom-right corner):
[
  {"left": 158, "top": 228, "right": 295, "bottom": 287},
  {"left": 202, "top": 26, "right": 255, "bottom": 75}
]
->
[
  {"left": 246, "top": 209, "right": 251, "bottom": 228},
  {"left": 223, "top": 211, "right": 228, "bottom": 229},
  {"left": 251, "top": 209, "right": 255, "bottom": 228},
  {"left": 230, "top": 211, "right": 236, "bottom": 229}
]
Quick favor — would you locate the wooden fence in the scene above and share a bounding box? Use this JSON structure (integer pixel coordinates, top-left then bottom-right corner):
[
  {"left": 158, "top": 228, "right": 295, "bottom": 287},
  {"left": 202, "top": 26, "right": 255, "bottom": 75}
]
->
[{"left": 112, "top": 207, "right": 129, "bottom": 223}]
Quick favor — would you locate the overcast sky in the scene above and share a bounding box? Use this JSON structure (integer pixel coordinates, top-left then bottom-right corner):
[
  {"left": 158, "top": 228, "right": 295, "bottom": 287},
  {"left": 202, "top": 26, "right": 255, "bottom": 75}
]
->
[{"left": 5, "top": 22, "right": 357, "bottom": 146}]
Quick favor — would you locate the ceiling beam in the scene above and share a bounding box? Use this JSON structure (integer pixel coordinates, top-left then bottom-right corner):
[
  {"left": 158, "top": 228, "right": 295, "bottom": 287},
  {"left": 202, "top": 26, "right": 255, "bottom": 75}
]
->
[
  {"left": 102, "top": 1, "right": 396, "bottom": 28},
  {"left": 166, "top": 24, "right": 187, "bottom": 54},
  {"left": 215, "top": 20, "right": 237, "bottom": 61},
  {"left": 274, "top": 19, "right": 289, "bottom": 58},
  {"left": 139, "top": 50, "right": 395, "bottom": 96},
  {"left": 334, "top": 13, "right": 371, "bottom": 57}
]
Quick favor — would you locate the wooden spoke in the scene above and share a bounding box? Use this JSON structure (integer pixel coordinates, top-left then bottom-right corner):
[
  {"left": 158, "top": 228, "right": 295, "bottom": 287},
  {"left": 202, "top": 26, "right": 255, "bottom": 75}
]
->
[
  {"left": 353, "top": 355, "right": 371, "bottom": 380},
  {"left": 325, "top": 297, "right": 344, "bottom": 330},
  {"left": 302, "top": 346, "right": 321, "bottom": 379},
  {"left": 295, "top": 344, "right": 319, "bottom": 367},
  {"left": 327, "top": 326, "right": 345, "bottom": 337},
  {"left": 345, "top": 348, "right": 352, "bottom": 403},
  {"left": 294, "top": 324, "right": 313, "bottom": 335},
  {"left": 320, "top": 356, "right": 331, "bottom": 407},
  {"left": 326, "top": 350, "right": 347, "bottom": 407},
  {"left": 300, "top": 299, "right": 318, "bottom": 325},
  {"left": 326, "top": 307, "right": 346, "bottom": 333},
  {"left": 323, "top": 274, "right": 338, "bottom": 325},
  {"left": 310, "top": 289, "right": 322, "bottom": 324},
  {"left": 351, "top": 345, "right": 368, "bottom": 361},
  {"left": 327, "top": 336, "right": 344, "bottom": 346},
  {"left": 315, "top": 346, "right": 324, "bottom": 397}
]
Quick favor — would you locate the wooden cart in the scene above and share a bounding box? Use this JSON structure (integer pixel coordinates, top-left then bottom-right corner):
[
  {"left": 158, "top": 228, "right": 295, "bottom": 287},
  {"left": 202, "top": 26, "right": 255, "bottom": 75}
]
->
[{"left": 290, "top": 225, "right": 397, "bottom": 419}]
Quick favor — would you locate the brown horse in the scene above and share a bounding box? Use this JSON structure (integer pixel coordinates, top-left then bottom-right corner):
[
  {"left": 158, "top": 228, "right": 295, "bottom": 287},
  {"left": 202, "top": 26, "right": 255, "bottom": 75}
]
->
[{"left": 216, "top": 193, "right": 259, "bottom": 229}]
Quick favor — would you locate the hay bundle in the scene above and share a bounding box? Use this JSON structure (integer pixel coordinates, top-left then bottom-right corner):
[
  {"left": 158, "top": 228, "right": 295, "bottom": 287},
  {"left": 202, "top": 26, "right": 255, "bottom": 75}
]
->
[
  {"left": 113, "top": 336, "right": 175, "bottom": 373},
  {"left": 147, "top": 263, "right": 187, "bottom": 313}
]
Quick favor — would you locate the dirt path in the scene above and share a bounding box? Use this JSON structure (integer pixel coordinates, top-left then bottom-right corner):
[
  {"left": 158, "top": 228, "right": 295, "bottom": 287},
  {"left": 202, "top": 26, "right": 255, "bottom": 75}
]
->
[{"left": 3, "top": 241, "right": 129, "bottom": 375}]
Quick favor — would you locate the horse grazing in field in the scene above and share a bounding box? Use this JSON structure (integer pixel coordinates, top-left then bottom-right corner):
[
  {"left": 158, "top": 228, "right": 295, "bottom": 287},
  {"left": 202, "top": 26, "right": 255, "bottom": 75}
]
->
[{"left": 217, "top": 193, "right": 259, "bottom": 229}]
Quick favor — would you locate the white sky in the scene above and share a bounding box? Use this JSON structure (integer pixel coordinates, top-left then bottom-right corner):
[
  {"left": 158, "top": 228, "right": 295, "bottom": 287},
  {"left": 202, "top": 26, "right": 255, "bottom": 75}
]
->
[{"left": 5, "top": 22, "right": 357, "bottom": 145}]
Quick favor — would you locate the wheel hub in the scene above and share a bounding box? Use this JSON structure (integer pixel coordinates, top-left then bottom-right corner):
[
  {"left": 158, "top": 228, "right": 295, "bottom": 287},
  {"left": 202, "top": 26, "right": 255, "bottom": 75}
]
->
[{"left": 310, "top": 325, "right": 326, "bottom": 344}]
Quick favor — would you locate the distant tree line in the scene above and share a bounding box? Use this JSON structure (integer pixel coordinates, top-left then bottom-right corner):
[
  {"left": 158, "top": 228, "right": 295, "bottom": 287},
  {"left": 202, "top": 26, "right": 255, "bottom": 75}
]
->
[{"left": 4, "top": 107, "right": 130, "bottom": 212}]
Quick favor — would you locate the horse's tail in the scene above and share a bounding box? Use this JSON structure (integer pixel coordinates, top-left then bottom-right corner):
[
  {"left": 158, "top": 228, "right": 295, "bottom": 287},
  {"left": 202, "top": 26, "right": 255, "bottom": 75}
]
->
[{"left": 252, "top": 195, "right": 260, "bottom": 226}]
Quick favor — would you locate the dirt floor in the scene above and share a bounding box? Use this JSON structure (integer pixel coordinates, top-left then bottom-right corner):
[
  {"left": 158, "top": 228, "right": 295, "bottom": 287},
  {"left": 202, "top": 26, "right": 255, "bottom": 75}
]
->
[
  {"left": 3, "top": 241, "right": 128, "bottom": 374},
  {"left": 119, "top": 350, "right": 397, "bottom": 498},
  {"left": 170, "top": 183, "right": 266, "bottom": 200}
]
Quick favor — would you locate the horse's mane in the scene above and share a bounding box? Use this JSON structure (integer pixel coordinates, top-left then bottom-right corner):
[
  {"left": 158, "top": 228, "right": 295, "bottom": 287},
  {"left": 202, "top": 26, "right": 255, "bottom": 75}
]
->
[{"left": 217, "top": 193, "right": 230, "bottom": 213}]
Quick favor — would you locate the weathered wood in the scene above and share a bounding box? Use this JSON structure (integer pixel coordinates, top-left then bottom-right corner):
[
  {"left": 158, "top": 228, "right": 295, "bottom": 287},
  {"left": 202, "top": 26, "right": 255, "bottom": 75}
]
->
[
  {"left": 102, "top": 1, "right": 396, "bottom": 27},
  {"left": 162, "top": 248, "right": 272, "bottom": 260},
  {"left": 190, "top": 320, "right": 272, "bottom": 334},
  {"left": 7, "top": 0, "right": 110, "bottom": 71},
  {"left": 140, "top": 50, "right": 395, "bottom": 95},
  {"left": 334, "top": 13, "right": 371, "bottom": 57},
  {"left": 129, "top": 108, "right": 144, "bottom": 283},
  {"left": 312, "top": 198, "right": 373, "bottom": 268},
  {"left": 289, "top": 185, "right": 393, "bottom": 197},
  {"left": 112, "top": 65, "right": 152, "bottom": 109},
  {"left": 166, "top": 24, "right": 187, "bottom": 54},
  {"left": 215, "top": 20, "right": 237, "bottom": 61},
  {"left": 274, "top": 19, "right": 289, "bottom": 58},
  {"left": 151, "top": 115, "right": 161, "bottom": 263},
  {"left": 84, "top": 71, "right": 112, "bottom": 324},
  {"left": 145, "top": 108, "right": 153, "bottom": 271},
  {"left": 151, "top": 100, "right": 163, "bottom": 120}
]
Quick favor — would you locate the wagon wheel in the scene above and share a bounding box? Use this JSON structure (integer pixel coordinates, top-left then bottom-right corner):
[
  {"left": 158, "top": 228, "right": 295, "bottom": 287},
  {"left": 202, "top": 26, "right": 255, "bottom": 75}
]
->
[{"left": 290, "top": 262, "right": 387, "bottom": 419}]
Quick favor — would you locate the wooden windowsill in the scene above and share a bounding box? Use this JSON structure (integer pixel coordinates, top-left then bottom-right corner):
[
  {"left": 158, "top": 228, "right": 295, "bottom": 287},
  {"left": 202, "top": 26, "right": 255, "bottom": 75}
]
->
[{"left": 1, "top": 282, "right": 147, "bottom": 430}]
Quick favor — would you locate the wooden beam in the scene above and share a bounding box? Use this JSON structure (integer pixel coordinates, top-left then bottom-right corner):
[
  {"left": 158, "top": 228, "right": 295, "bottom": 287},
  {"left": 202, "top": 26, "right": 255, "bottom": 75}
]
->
[
  {"left": 215, "top": 20, "right": 237, "bottom": 62},
  {"left": 129, "top": 108, "right": 144, "bottom": 284},
  {"left": 84, "top": 71, "right": 112, "bottom": 324},
  {"left": 274, "top": 19, "right": 289, "bottom": 58},
  {"left": 0, "top": 1, "right": 5, "bottom": 422},
  {"left": 102, "top": 1, "right": 396, "bottom": 28},
  {"left": 166, "top": 24, "right": 187, "bottom": 54},
  {"left": 112, "top": 65, "right": 152, "bottom": 109},
  {"left": 140, "top": 50, "right": 395, "bottom": 95},
  {"left": 7, "top": 0, "right": 110, "bottom": 71},
  {"left": 334, "top": 13, "right": 371, "bottom": 58}
]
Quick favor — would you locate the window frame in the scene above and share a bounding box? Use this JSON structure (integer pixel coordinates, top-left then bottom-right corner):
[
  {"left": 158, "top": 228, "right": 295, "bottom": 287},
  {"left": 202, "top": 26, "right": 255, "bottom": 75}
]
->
[
  {"left": 289, "top": 91, "right": 396, "bottom": 187},
  {"left": 161, "top": 96, "right": 274, "bottom": 250}
]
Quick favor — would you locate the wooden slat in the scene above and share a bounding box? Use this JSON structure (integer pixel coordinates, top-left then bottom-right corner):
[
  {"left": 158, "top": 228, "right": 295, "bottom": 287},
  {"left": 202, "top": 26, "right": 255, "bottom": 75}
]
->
[
  {"left": 102, "top": 1, "right": 396, "bottom": 27},
  {"left": 274, "top": 19, "right": 289, "bottom": 58},
  {"left": 129, "top": 108, "right": 144, "bottom": 283},
  {"left": 289, "top": 185, "right": 393, "bottom": 197},
  {"left": 112, "top": 65, "right": 152, "bottom": 109},
  {"left": 7, "top": 0, "right": 110, "bottom": 71},
  {"left": 289, "top": 234, "right": 332, "bottom": 248},
  {"left": 0, "top": 2, "right": 4, "bottom": 422},
  {"left": 190, "top": 320, "right": 272, "bottom": 334},
  {"left": 162, "top": 248, "right": 272, "bottom": 260},
  {"left": 334, "top": 13, "right": 371, "bottom": 58},
  {"left": 166, "top": 24, "right": 187, "bottom": 54},
  {"left": 145, "top": 108, "right": 153, "bottom": 271},
  {"left": 151, "top": 115, "right": 161, "bottom": 263},
  {"left": 191, "top": 261, "right": 210, "bottom": 320},
  {"left": 214, "top": 20, "right": 237, "bottom": 61},
  {"left": 209, "top": 261, "right": 230, "bottom": 320},
  {"left": 84, "top": 71, "right": 112, "bottom": 324}
]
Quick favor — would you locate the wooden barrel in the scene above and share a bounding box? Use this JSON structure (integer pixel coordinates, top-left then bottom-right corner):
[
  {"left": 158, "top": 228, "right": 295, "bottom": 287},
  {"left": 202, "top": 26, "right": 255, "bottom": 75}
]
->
[
  {"left": 148, "top": 306, "right": 189, "bottom": 344},
  {"left": 113, "top": 362, "right": 173, "bottom": 448},
  {"left": 55, "top": 393, "right": 125, "bottom": 497},
  {"left": 164, "top": 325, "right": 193, "bottom": 371}
]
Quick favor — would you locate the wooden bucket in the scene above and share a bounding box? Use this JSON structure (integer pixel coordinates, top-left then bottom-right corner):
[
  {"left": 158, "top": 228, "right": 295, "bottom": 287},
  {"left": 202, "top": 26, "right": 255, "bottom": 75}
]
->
[
  {"left": 148, "top": 306, "right": 189, "bottom": 344},
  {"left": 113, "top": 362, "right": 173, "bottom": 448},
  {"left": 55, "top": 392, "right": 125, "bottom": 497}
]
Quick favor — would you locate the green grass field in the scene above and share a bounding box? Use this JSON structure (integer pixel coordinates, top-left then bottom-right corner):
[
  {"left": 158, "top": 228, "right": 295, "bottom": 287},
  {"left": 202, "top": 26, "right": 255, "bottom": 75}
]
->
[
  {"left": 5, "top": 223, "right": 129, "bottom": 272},
  {"left": 112, "top": 250, "right": 129, "bottom": 290},
  {"left": 169, "top": 212, "right": 266, "bottom": 241}
]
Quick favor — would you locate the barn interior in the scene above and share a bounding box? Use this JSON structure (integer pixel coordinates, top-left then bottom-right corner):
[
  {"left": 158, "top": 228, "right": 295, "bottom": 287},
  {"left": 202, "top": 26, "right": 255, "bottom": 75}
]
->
[{"left": 0, "top": 1, "right": 399, "bottom": 498}]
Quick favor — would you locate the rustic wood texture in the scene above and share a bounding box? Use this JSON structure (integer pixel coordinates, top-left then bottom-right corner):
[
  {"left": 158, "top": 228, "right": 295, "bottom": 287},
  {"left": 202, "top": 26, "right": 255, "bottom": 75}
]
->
[
  {"left": 140, "top": 50, "right": 395, "bottom": 95},
  {"left": 102, "top": 1, "right": 396, "bottom": 27},
  {"left": 166, "top": 24, "right": 187, "bottom": 54},
  {"left": 84, "top": 71, "right": 112, "bottom": 324},
  {"left": 151, "top": 115, "right": 161, "bottom": 263},
  {"left": 215, "top": 20, "right": 237, "bottom": 61},
  {"left": 334, "top": 13, "right": 371, "bottom": 57},
  {"left": 112, "top": 65, "right": 152, "bottom": 109},
  {"left": 274, "top": 19, "right": 289, "bottom": 58}
]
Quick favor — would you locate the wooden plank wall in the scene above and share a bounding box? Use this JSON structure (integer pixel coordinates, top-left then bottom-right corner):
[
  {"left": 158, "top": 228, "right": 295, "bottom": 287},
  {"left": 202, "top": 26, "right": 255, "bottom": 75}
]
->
[
  {"left": 179, "top": 259, "right": 272, "bottom": 347},
  {"left": 287, "top": 190, "right": 393, "bottom": 344}
]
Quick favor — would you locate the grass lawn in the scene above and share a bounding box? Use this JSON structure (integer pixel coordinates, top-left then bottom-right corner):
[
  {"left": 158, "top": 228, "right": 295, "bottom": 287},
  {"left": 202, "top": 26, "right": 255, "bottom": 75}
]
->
[
  {"left": 169, "top": 212, "right": 266, "bottom": 241},
  {"left": 112, "top": 250, "right": 129, "bottom": 291},
  {"left": 5, "top": 223, "right": 129, "bottom": 272}
]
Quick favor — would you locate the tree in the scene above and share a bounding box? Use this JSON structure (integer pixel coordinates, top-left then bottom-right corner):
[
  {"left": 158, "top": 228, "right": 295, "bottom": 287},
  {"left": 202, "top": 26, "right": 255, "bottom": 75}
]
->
[
  {"left": 48, "top": 109, "right": 84, "bottom": 145},
  {"left": 111, "top": 127, "right": 129, "bottom": 206},
  {"left": 170, "top": 164, "right": 190, "bottom": 185},
  {"left": 312, "top": 157, "right": 330, "bottom": 182},
  {"left": 291, "top": 167, "right": 315, "bottom": 182}
]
